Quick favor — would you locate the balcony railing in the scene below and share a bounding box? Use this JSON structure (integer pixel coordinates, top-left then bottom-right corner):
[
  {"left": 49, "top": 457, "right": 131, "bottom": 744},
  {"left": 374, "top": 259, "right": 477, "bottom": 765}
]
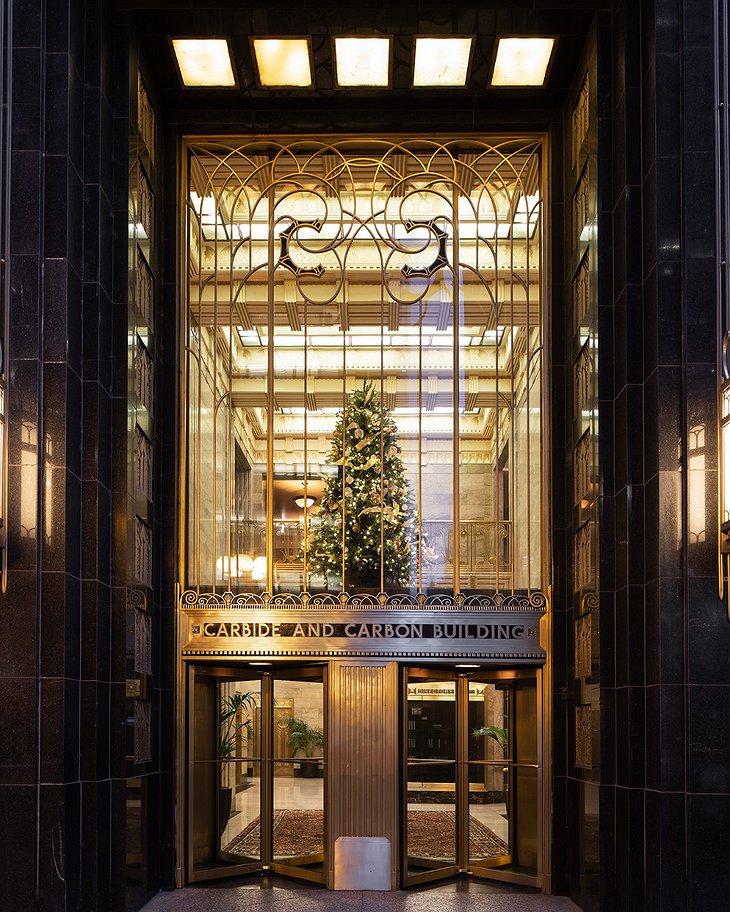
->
[{"left": 229, "top": 518, "right": 512, "bottom": 590}]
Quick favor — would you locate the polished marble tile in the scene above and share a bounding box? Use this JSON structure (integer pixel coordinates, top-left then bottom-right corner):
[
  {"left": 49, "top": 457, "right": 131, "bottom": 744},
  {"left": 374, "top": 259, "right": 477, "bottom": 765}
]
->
[{"left": 142, "top": 877, "right": 583, "bottom": 912}]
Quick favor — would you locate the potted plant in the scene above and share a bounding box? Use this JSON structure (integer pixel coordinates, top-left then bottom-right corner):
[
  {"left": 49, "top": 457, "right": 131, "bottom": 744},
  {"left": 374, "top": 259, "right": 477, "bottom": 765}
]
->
[
  {"left": 473, "top": 724, "right": 510, "bottom": 810},
  {"left": 472, "top": 724, "right": 509, "bottom": 754},
  {"left": 219, "top": 690, "right": 258, "bottom": 834},
  {"left": 280, "top": 717, "right": 324, "bottom": 778}
]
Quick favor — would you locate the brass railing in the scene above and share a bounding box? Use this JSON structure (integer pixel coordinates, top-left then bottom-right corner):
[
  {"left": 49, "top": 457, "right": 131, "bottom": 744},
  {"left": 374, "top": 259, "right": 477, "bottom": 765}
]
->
[{"left": 229, "top": 518, "right": 512, "bottom": 590}]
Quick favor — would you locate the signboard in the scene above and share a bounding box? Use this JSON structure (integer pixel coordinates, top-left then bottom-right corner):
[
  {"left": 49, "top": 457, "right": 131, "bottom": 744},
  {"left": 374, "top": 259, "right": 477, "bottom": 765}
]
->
[{"left": 179, "top": 590, "right": 547, "bottom": 662}]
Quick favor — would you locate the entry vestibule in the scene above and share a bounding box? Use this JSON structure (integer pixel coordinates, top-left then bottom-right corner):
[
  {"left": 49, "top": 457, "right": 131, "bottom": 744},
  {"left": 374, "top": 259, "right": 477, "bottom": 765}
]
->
[
  {"left": 179, "top": 133, "right": 551, "bottom": 892},
  {"left": 185, "top": 655, "right": 542, "bottom": 890}
]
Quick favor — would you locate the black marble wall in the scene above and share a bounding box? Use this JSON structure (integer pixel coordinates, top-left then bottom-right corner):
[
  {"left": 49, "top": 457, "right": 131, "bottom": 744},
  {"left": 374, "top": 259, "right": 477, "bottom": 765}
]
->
[
  {"left": 598, "top": 1, "right": 730, "bottom": 910},
  {"left": 3, "top": 1, "right": 728, "bottom": 909},
  {"left": 0, "top": 3, "right": 174, "bottom": 910},
  {"left": 0, "top": 1, "right": 124, "bottom": 908}
]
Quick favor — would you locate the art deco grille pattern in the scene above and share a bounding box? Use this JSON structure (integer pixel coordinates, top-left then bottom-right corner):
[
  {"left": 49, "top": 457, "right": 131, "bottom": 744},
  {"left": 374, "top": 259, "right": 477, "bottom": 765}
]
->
[
  {"left": 129, "top": 70, "right": 156, "bottom": 768},
  {"left": 184, "top": 137, "right": 545, "bottom": 600},
  {"left": 569, "top": 70, "right": 599, "bottom": 772}
]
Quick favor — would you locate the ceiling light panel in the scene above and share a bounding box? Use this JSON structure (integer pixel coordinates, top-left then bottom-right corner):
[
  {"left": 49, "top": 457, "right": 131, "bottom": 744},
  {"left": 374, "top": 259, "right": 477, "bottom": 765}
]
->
[
  {"left": 334, "top": 37, "right": 391, "bottom": 87},
  {"left": 491, "top": 37, "right": 556, "bottom": 87},
  {"left": 252, "top": 38, "right": 313, "bottom": 87},
  {"left": 171, "top": 38, "right": 236, "bottom": 87},
  {"left": 413, "top": 37, "right": 473, "bottom": 87}
]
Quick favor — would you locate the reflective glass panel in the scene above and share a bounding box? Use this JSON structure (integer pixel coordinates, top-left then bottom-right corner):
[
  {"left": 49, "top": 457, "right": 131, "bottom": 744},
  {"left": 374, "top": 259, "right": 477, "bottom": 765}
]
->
[
  {"left": 185, "top": 139, "right": 544, "bottom": 597},
  {"left": 405, "top": 676, "right": 457, "bottom": 873},
  {"left": 271, "top": 674, "right": 325, "bottom": 872},
  {"left": 219, "top": 761, "right": 262, "bottom": 862}
]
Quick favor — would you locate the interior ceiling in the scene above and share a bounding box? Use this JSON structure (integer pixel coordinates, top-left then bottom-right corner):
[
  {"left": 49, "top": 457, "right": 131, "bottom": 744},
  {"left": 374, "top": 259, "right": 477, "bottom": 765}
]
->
[{"left": 118, "top": 1, "right": 607, "bottom": 124}]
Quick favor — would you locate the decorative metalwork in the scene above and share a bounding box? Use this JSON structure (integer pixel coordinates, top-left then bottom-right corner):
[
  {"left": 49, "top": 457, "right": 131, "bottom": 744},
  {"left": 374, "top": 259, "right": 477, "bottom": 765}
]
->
[
  {"left": 136, "top": 248, "right": 153, "bottom": 327},
  {"left": 572, "top": 248, "right": 590, "bottom": 336},
  {"left": 279, "top": 220, "right": 326, "bottom": 277},
  {"left": 127, "top": 587, "right": 147, "bottom": 611},
  {"left": 400, "top": 221, "right": 448, "bottom": 277},
  {"left": 180, "top": 586, "right": 548, "bottom": 612},
  {"left": 572, "top": 76, "right": 590, "bottom": 165},
  {"left": 575, "top": 705, "right": 592, "bottom": 769},
  {"left": 184, "top": 137, "right": 545, "bottom": 601},
  {"left": 573, "top": 430, "right": 591, "bottom": 508},
  {"left": 135, "top": 425, "right": 153, "bottom": 501},
  {"left": 573, "top": 341, "right": 592, "bottom": 419},
  {"left": 137, "top": 162, "right": 154, "bottom": 240},
  {"left": 573, "top": 521, "right": 593, "bottom": 594},
  {"left": 135, "top": 337, "right": 153, "bottom": 414},
  {"left": 236, "top": 517, "right": 512, "bottom": 585},
  {"left": 135, "top": 517, "right": 152, "bottom": 588},
  {"left": 134, "top": 699, "right": 152, "bottom": 762},
  {"left": 572, "top": 162, "right": 590, "bottom": 247},
  {"left": 134, "top": 608, "right": 152, "bottom": 674},
  {"left": 575, "top": 613, "right": 591, "bottom": 678},
  {"left": 137, "top": 73, "right": 156, "bottom": 163}
]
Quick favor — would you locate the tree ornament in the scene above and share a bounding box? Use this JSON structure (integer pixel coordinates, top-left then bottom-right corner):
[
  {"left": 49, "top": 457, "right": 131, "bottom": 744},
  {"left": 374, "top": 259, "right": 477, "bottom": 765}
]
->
[{"left": 305, "top": 380, "right": 418, "bottom": 589}]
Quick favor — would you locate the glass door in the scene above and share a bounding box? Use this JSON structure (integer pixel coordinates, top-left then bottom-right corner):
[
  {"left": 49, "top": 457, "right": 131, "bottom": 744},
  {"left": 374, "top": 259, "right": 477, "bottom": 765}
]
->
[
  {"left": 189, "top": 666, "right": 264, "bottom": 879},
  {"left": 269, "top": 666, "right": 326, "bottom": 882},
  {"left": 402, "top": 667, "right": 538, "bottom": 887},
  {"left": 403, "top": 669, "right": 460, "bottom": 884},
  {"left": 188, "top": 663, "right": 326, "bottom": 884},
  {"left": 467, "top": 677, "right": 513, "bottom": 874}
]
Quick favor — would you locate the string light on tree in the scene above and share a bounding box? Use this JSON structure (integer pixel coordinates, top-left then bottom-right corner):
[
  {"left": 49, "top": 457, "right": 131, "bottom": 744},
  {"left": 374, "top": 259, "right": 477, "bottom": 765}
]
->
[{"left": 306, "top": 381, "right": 417, "bottom": 589}]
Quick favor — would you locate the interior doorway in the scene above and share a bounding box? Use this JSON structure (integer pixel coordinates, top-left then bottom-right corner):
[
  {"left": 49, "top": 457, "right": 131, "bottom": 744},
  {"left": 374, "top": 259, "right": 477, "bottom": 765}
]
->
[
  {"left": 188, "top": 664, "right": 326, "bottom": 883},
  {"left": 403, "top": 667, "right": 539, "bottom": 887}
]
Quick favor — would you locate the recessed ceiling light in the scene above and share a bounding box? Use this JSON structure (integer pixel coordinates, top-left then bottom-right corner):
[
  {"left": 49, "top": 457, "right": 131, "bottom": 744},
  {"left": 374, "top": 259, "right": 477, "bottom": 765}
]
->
[
  {"left": 413, "top": 37, "right": 473, "bottom": 87},
  {"left": 456, "top": 664, "right": 480, "bottom": 668},
  {"left": 251, "top": 38, "right": 313, "bottom": 87},
  {"left": 171, "top": 38, "right": 236, "bottom": 87},
  {"left": 491, "top": 37, "right": 556, "bottom": 87},
  {"left": 249, "top": 661, "right": 273, "bottom": 666},
  {"left": 334, "top": 37, "right": 391, "bottom": 87}
]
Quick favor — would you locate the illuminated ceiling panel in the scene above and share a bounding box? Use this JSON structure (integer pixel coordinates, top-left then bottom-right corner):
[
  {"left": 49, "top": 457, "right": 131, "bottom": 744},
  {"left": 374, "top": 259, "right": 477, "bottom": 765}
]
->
[
  {"left": 334, "top": 37, "right": 391, "bottom": 87},
  {"left": 171, "top": 38, "right": 236, "bottom": 87},
  {"left": 413, "top": 37, "right": 473, "bottom": 87},
  {"left": 490, "top": 37, "right": 556, "bottom": 86},
  {"left": 251, "top": 37, "right": 313, "bottom": 87}
]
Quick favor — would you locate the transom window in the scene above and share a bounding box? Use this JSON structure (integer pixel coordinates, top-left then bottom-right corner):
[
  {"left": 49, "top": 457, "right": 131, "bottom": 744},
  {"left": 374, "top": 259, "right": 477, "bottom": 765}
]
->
[{"left": 184, "top": 137, "right": 544, "bottom": 598}]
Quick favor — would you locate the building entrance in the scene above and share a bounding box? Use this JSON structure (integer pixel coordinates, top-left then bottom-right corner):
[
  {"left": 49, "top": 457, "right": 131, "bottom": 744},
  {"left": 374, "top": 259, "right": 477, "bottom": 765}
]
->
[
  {"left": 179, "top": 134, "right": 550, "bottom": 891},
  {"left": 188, "top": 664, "right": 326, "bottom": 883},
  {"left": 403, "top": 667, "right": 538, "bottom": 887}
]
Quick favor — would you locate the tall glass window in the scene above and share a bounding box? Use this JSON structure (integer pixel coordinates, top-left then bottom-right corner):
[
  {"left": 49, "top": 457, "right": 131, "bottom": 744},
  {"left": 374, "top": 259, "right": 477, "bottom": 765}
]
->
[{"left": 184, "top": 138, "right": 544, "bottom": 597}]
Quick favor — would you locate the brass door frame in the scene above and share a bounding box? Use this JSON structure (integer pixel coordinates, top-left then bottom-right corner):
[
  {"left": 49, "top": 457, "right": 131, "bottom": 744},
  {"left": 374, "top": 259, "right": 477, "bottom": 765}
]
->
[
  {"left": 268, "top": 664, "right": 327, "bottom": 884},
  {"left": 401, "top": 666, "right": 539, "bottom": 889},
  {"left": 186, "top": 661, "right": 327, "bottom": 884},
  {"left": 187, "top": 664, "right": 265, "bottom": 882},
  {"left": 174, "top": 132, "right": 555, "bottom": 891},
  {"left": 402, "top": 667, "right": 460, "bottom": 886}
]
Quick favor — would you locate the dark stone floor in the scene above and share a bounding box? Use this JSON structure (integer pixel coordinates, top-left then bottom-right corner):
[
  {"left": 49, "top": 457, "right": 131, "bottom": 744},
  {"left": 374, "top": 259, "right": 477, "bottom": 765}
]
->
[{"left": 142, "top": 875, "right": 581, "bottom": 911}]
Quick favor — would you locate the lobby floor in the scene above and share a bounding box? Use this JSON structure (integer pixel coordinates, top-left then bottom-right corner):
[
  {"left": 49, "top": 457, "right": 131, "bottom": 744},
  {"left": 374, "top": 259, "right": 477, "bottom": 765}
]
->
[{"left": 142, "top": 876, "right": 583, "bottom": 912}]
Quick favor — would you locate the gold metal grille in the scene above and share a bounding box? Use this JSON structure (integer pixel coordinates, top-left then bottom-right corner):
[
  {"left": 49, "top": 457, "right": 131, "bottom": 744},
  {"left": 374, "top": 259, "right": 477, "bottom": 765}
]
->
[{"left": 183, "top": 137, "right": 545, "bottom": 599}]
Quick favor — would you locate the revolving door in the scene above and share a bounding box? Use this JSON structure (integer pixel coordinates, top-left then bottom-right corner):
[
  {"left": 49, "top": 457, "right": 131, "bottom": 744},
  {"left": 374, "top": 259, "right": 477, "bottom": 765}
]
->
[
  {"left": 188, "top": 663, "right": 326, "bottom": 883},
  {"left": 403, "top": 667, "right": 539, "bottom": 887}
]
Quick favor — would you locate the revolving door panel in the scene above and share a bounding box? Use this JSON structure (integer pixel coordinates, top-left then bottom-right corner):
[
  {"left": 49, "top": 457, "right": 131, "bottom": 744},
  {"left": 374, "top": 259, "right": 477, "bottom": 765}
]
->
[
  {"left": 188, "top": 664, "right": 326, "bottom": 884},
  {"left": 402, "top": 667, "right": 538, "bottom": 888}
]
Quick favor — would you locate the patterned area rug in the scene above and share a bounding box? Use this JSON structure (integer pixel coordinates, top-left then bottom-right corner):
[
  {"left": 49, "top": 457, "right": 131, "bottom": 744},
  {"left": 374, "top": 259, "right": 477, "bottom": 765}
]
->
[
  {"left": 223, "top": 809, "right": 507, "bottom": 859},
  {"left": 407, "top": 810, "right": 509, "bottom": 859},
  {"left": 224, "top": 809, "right": 323, "bottom": 857}
]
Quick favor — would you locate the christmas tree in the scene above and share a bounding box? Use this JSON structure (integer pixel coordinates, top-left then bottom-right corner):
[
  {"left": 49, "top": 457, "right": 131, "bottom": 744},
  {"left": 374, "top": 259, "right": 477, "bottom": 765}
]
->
[{"left": 306, "top": 381, "right": 417, "bottom": 589}]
